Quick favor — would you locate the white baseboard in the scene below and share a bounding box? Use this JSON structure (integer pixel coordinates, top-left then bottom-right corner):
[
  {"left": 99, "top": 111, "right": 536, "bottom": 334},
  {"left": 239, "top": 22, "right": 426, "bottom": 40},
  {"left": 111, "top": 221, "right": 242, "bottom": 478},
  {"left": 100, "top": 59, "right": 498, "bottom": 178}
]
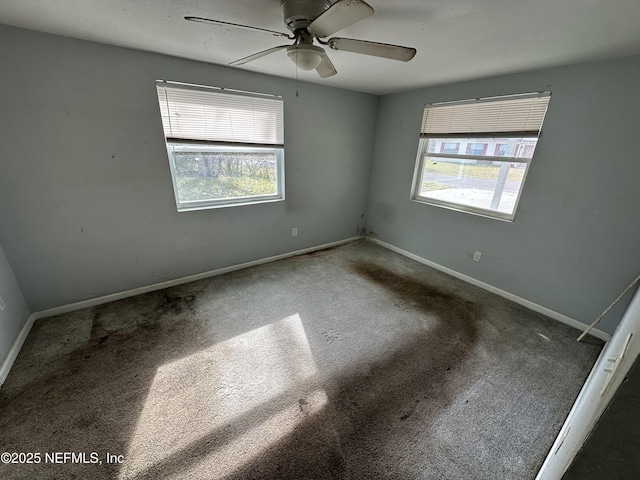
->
[
  {"left": 5, "top": 234, "right": 606, "bottom": 388},
  {"left": 0, "top": 313, "right": 36, "bottom": 387},
  {"left": 367, "top": 237, "right": 610, "bottom": 342},
  {"left": 31, "top": 236, "right": 363, "bottom": 322},
  {"left": 2, "top": 236, "right": 360, "bottom": 388}
]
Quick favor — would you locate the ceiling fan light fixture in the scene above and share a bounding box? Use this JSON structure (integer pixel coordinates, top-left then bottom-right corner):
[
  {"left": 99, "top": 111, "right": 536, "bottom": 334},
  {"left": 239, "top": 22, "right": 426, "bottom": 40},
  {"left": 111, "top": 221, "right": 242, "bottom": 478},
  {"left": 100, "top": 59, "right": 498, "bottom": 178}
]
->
[{"left": 286, "top": 44, "right": 325, "bottom": 70}]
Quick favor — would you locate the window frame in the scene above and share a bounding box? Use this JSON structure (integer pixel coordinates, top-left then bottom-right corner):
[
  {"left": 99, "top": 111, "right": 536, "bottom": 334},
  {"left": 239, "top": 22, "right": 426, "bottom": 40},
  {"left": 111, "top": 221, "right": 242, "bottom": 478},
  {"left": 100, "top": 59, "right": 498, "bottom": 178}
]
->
[
  {"left": 411, "top": 140, "right": 533, "bottom": 221},
  {"left": 410, "top": 92, "right": 550, "bottom": 222},
  {"left": 156, "top": 80, "right": 285, "bottom": 211}
]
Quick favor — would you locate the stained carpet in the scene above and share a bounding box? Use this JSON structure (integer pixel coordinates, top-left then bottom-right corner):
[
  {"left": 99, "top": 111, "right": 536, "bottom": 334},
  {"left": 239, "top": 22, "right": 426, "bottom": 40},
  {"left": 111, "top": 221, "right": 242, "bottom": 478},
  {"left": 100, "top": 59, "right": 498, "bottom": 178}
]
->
[{"left": 0, "top": 240, "right": 602, "bottom": 479}]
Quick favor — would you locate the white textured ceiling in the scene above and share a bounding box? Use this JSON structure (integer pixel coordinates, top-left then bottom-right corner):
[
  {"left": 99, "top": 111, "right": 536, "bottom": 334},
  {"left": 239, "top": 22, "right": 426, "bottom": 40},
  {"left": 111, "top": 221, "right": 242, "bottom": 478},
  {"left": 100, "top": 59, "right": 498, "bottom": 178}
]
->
[{"left": 2, "top": 0, "right": 640, "bottom": 95}]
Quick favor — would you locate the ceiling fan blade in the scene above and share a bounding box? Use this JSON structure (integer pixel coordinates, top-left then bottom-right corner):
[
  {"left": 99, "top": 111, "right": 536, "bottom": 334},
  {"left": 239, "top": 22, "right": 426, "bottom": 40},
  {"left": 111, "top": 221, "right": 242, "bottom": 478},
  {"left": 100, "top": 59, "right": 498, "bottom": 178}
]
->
[
  {"left": 316, "top": 54, "right": 337, "bottom": 78},
  {"left": 308, "top": 0, "right": 374, "bottom": 38},
  {"left": 229, "top": 45, "right": 290, "bottom": 66},
  {"left": 185, "top": 16, "right": 291, "bottom": 38},
  {"left": 328, "top": 37, "right": 416, "bottom": 62}
]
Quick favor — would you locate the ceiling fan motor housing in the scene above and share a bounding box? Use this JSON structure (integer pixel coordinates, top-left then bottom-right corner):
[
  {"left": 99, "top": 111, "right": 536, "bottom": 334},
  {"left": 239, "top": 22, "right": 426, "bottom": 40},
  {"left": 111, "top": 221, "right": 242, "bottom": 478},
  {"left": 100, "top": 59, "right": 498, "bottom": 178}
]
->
[{"left": 280, "top": 0, "right": 332, "bottom": 32}]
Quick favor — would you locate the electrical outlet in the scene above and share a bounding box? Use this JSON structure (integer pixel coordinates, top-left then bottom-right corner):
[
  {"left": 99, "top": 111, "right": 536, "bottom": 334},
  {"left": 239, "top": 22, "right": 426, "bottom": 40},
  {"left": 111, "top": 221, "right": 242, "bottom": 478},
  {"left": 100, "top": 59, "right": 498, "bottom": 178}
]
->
[
  {"left": 0, "top": 296, "right": 5, "bottom": 311},
  {"left": 292, "top": 228, "right": 298, "bottom": 237},
  {"left": 473, "top": 251, "right": 482, "bottom": 262}
]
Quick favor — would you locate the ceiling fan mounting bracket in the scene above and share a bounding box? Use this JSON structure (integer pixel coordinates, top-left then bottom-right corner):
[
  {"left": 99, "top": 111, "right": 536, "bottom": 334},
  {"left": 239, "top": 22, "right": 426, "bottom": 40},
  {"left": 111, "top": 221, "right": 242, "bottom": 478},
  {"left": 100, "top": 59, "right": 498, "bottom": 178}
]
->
[{"left": 281, "top": 0, "right": 332, "bottom": 33}]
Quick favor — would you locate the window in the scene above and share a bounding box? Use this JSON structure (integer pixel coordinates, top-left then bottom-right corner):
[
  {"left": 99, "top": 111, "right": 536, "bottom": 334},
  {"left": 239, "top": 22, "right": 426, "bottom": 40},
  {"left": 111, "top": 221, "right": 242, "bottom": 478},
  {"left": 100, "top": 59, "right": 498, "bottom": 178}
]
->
[
  {"left": 156, "top": 80, "right": 285, "bottom": 211},
  {"left": 440, "top": 142, "right": 460, "bottom": 154},
  {"left": 465, "top": 143, "right": 488, "bottom": 155},
  {"left": 411, "top": 92, "right": 551, "bottom": 221}
]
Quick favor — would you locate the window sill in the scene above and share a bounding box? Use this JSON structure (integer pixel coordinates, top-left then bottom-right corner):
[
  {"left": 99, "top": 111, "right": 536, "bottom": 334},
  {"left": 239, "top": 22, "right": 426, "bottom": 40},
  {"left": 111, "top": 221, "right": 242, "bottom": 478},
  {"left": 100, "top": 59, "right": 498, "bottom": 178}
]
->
[
  {"left": 411, "top": 197, "right": 516, "bottom": 223},
  {"left": 177, "top": 197, "right": 285, "bottom": 212}
]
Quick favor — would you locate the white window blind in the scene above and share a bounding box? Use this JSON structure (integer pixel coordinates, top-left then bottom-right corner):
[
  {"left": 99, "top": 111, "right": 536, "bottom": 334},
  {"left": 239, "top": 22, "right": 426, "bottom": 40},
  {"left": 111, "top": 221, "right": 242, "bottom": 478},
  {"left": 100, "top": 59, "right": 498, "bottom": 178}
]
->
[
  {"left": 421, "top": 92, "right": 551, "bottom": 136},
  {"left": 156, "top": 81, "right": 284, "bottom": 146}
]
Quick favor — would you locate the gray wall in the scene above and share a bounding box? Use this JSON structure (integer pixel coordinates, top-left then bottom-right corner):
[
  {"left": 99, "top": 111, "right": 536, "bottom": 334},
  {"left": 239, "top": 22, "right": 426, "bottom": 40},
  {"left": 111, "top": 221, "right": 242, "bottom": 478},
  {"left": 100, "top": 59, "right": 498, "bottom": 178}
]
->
[
  {"left": 366, "top": 55, "right": 640, "bottom": 334},
  {"left": 2, "top": 23, "right": 638, "bottom": 336},
  {"left": 0, "top": 243, "right": 30, "bottom": 370},
  {"left": 0, "top": 25, "right": 378, "bottom": 311}
]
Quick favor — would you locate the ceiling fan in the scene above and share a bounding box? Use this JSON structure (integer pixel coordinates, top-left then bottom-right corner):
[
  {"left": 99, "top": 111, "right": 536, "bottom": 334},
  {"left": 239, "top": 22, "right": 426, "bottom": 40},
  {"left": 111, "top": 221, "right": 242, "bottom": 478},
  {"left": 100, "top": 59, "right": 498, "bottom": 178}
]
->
[{"left": 186, "top": 0, "right": 416, "bottom": 78}]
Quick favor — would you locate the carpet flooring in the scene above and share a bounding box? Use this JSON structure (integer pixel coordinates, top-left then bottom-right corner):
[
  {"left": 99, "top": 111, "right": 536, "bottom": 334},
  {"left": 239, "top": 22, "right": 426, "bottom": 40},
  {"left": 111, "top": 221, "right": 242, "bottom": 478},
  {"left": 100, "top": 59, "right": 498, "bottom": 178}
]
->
[{"left": 0, "top": 240, "right": 603, "bottom": 479}]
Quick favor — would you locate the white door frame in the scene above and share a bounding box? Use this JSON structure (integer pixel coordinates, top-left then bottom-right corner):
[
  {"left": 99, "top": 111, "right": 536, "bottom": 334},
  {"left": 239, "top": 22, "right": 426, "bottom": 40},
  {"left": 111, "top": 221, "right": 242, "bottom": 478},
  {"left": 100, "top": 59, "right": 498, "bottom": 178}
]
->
[{"left": 536, "top": 287, "right": 640, "bottom": 479}]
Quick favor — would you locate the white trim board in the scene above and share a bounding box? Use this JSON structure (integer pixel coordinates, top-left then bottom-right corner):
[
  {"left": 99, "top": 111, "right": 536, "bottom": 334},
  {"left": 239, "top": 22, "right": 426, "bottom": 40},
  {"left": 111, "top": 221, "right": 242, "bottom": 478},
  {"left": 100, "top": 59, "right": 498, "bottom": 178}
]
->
[
  {"left": 0, "top": 313, "right": 35, "bottom": 387},
  {"left": 367, "top": 237, "right": 610, "bottom": 342},
  {"left": 31, "top": 236, "right": 363, "bottom": 322},
  {"left": 536, "top": 287, "right": 640, "bottom": 479}
]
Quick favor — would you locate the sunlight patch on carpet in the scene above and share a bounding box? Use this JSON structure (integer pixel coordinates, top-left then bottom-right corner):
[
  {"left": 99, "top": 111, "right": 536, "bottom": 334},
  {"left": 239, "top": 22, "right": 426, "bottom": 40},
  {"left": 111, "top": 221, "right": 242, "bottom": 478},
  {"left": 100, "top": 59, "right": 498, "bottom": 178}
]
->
[{"left": 120, "top": 313, "right": 327, "bottom": 479}]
